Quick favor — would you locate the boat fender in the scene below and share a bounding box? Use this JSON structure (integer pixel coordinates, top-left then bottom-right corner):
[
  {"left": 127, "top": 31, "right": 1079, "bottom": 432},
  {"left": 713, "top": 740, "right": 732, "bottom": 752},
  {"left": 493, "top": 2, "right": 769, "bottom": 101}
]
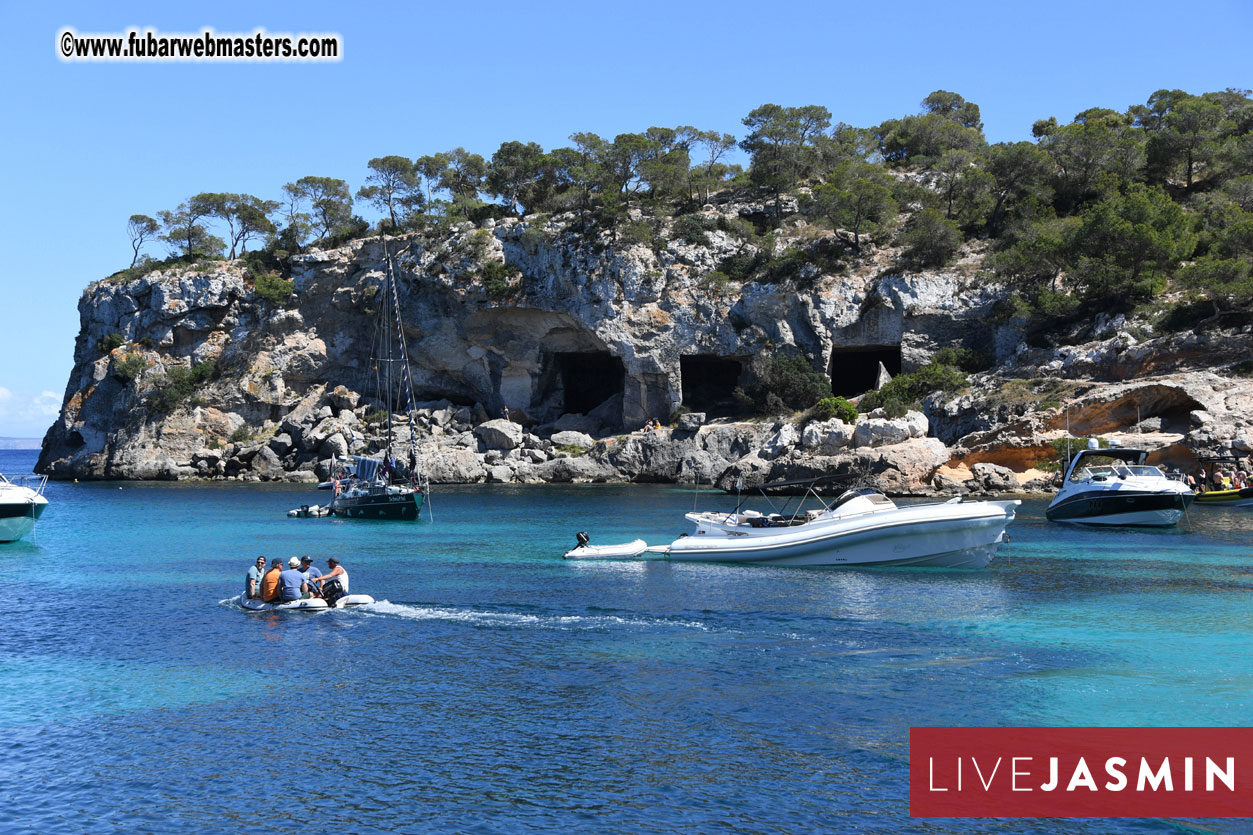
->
[{"left": 576, "top": 531, "right": 590, "bottom": 548}]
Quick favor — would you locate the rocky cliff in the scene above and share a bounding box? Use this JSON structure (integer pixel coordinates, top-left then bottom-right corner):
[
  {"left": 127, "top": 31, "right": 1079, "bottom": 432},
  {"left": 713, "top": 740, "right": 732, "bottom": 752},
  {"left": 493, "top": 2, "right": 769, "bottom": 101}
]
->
[{"left": 37, "top": 198, "right": 1253, "bottom": 492}]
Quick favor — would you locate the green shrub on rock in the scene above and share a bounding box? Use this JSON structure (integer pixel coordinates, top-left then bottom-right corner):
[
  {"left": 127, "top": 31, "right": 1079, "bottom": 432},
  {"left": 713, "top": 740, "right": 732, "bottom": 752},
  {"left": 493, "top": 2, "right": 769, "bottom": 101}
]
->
[
  {"left": 810, "top": 396, "right": 858, "bottom": 424},
  {"left": 96, "top": 332, "right": 125, "bottom": 356},
  {"left": 148, "top": 359, "right": 220, "bottom": 414},
  {"left": 861, "top": 362, "right": 967, "bottom": 412},
  {"left": 253, "top": 273, "right": 296, "bottom": 307},
  {"left": 113, "top": 353, "right": 147, "bottom": 382},
  {"left": 737, "top": 355, "right": 833, "bottom": 415}
]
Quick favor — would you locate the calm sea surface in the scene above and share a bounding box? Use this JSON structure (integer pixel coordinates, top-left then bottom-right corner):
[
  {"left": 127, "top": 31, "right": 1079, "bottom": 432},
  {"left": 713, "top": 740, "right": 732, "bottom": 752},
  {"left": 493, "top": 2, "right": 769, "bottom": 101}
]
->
[{"left": 1, "top": 447, "right": 1251, "bottom": 834}]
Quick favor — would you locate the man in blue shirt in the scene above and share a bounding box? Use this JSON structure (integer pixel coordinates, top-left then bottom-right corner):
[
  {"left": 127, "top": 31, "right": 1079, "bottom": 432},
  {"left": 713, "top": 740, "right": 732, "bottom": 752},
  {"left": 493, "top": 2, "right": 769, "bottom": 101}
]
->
[
  {"left": 278, "top": 557, "right": 309, "bottom": 601},
  {"left": 299, "top": 555, "right": 323, "bottom": 596},
  {"left": 245, "top": 555, "right": 266, "bottom": 599}
]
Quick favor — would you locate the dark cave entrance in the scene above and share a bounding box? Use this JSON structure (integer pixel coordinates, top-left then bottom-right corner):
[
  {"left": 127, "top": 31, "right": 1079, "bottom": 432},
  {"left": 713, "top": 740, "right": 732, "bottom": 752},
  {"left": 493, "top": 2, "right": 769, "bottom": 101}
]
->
[
  {"left": 542, "top": 351, "right": 625, "bottom": 415},
  {"left": 680, "top": 355, "right": 745, "bottom": 416},
  {"left": 830, "top": 345, "right": 902, "bottom": 397}
]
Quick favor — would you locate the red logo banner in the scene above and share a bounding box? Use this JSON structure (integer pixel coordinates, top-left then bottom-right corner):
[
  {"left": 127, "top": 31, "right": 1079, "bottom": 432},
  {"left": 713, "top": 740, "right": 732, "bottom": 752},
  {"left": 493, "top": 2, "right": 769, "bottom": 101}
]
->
[{"left": 911, "top": 727, "right": 1252, "bottom": 817}]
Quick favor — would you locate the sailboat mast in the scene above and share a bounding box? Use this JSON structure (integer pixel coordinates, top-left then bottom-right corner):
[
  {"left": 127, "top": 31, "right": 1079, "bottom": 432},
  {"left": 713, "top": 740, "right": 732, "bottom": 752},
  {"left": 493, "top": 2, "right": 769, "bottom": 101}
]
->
[
  {"left": 384, "top": 242, "right": 424, "bottom": 478},
  {"left": 384, "top": 247, "right": 394, "bottom": 462}
]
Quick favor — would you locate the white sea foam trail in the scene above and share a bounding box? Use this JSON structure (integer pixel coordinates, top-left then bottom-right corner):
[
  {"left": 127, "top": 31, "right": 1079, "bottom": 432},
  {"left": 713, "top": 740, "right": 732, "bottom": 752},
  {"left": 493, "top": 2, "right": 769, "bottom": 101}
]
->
[{"left": 364, "top": 600, "right": 708, "bottom": 632}]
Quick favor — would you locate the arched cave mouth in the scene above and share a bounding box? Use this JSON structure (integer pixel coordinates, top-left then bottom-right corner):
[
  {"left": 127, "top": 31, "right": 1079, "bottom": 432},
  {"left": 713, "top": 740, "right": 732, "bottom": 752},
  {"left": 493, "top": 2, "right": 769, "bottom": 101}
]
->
[
  {"left": 830, "top": 345, "right": 902, "bottom": 397},
  {"left": 539, "top": 351, "right": 625, "bottom": 415},
  {"left": 680, "top": 355, "right": 745, "bottom": 416}
]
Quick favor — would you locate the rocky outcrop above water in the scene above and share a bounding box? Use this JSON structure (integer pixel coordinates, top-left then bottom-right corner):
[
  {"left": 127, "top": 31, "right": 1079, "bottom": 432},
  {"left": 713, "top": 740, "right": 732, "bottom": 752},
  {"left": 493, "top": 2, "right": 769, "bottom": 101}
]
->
[{"left": 37, "top": 200, "right": 1253, "bottom": 493}]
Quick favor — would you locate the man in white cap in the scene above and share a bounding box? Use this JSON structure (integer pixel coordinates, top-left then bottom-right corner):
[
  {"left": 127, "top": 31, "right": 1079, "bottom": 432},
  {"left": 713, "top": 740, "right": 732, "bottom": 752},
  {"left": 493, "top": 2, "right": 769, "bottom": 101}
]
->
[{"left": 278, "top": 556, "right": 309, "bottom": 602}]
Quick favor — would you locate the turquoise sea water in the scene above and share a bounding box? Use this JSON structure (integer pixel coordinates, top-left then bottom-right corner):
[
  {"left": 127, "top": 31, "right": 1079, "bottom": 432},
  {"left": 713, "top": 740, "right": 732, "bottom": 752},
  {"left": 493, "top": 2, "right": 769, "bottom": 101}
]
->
[{"left": 1, "top": 447, "right": 1251, "bottom": 833}]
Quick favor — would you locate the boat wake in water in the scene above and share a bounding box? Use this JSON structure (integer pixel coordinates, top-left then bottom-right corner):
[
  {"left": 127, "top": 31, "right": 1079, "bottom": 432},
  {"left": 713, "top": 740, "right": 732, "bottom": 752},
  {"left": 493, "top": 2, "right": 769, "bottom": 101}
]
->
[{"left": 362, "top": 600, "right": 710, "bottom": 632}]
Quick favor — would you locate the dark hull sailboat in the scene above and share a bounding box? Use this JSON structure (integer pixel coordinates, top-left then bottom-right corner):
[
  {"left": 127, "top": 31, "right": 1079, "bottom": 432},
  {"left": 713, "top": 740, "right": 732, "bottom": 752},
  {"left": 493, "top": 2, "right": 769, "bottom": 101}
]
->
[
  {"left": 329, "top": 242, "right": 430, "bottom": 522},
  {"left": 331, "top": 455, "right": 426, "bottom": 520},
  {"left": 331, "top": 489, "right": 423, "bottom": 520}
]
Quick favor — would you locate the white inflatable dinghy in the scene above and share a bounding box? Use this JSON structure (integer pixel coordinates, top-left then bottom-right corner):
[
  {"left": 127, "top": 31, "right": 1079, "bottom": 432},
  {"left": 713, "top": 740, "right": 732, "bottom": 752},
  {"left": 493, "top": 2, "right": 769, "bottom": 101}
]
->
[
  {"left": 240, "top": 594, "right": 375, "bottom": 611},
  {"left": 563, "top": 538, "right": 648, "bottom": 560},
  {"left": 287, "top": 504, "right": 332, "bottom": 518}
]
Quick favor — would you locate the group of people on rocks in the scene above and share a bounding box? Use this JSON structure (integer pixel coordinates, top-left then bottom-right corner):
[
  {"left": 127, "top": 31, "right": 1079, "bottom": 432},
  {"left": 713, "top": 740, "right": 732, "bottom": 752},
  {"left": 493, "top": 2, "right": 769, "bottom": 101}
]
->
[{"left": 245, "top": 555, "right": 349, "bottom": 604}]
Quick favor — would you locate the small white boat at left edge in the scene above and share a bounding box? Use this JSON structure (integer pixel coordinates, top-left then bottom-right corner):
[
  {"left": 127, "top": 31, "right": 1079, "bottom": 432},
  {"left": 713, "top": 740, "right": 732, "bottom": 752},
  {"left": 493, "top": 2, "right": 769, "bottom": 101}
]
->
[
  {"left": 0, "top": 473, "right": 49, "bottom": 543},
  {"left": 239, "top": 593, "right": 376, "bottom": 612}
]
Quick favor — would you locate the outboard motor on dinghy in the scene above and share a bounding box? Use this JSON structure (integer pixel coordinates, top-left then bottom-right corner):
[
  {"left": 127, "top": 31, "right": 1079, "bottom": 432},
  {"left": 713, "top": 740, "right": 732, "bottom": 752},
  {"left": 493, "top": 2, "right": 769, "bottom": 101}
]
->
[
  {"left": 323, "top": 579, "right": 345, "bottom": 607},
  {"left": 576, "top": 531, "right": 590, "bottom": 549}
]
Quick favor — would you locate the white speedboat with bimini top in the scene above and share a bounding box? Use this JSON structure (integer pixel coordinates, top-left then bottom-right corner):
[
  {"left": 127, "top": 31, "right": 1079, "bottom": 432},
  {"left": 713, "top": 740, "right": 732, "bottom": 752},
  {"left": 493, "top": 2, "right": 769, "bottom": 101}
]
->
[
  {"left": 0, "top": 473, "right": 49, "bottom": 543},
  {"left": 1046, "top": 447, "right": 1193, "bottom": 526},
  {"left": 564, "top": 481, "right": 1020, "bottom": 568}
]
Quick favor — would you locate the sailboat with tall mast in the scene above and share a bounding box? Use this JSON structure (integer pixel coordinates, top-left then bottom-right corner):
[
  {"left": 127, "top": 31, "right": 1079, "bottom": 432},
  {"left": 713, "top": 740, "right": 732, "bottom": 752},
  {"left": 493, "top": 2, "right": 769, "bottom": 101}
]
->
[{"left": 330, "top": 242, "right": 428, "bottom": 521}]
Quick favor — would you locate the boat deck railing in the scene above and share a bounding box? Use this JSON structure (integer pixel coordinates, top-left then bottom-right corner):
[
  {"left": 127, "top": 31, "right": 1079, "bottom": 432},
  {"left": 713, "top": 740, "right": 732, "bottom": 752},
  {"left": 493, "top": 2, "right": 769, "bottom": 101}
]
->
[{"left": 0, "top": 473, "right": 48, "bottom": 495}]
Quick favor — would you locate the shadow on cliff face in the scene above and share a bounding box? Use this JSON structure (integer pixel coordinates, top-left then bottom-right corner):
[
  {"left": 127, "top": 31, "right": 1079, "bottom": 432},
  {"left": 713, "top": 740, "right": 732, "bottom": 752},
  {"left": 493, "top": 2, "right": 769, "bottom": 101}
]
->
[
  {"left": 536, "top": 351, "right": 624, "bottom": 416},
  {"left": 679, "top": 355, "right": 746, "bottom": 417},
  {"left": 830, "top": 345, "right": 902, "bottom": 397}
]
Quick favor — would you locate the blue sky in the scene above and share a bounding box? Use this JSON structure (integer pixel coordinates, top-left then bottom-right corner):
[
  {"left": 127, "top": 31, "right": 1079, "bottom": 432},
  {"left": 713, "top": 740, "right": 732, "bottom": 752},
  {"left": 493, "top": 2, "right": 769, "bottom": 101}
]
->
[{"left": 1, "top": 0, "right": 1249, "bottom": 437}]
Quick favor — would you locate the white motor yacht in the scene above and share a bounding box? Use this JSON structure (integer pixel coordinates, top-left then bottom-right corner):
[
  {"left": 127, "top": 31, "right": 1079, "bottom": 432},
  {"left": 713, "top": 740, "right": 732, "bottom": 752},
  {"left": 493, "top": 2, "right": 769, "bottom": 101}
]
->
[
  {"left": 564, "top": 484, "right": 1020, "bottom": 568},
  {"left": 1045, "top": 447, "right": 1193, "bottom": 526},
  {"left": 0, "top": 473, "right": 49, "bottom": 543}
]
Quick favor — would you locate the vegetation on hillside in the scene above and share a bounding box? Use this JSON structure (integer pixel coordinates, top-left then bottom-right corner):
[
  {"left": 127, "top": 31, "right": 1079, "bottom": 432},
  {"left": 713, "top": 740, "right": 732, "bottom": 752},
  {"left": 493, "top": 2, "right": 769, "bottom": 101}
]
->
[
  {"left": 118, "top": 87, "right": 1251, "bottom": 339},
  {"left": 110, "top": 88, "right": 1253, "bottom": 419}
]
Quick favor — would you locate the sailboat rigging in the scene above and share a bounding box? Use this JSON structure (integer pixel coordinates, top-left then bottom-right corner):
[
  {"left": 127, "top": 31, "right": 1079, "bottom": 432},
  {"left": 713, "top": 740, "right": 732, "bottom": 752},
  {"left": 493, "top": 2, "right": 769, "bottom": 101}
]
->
[{"left": 330, "top": 241, "right": 429, "bottom": 521}]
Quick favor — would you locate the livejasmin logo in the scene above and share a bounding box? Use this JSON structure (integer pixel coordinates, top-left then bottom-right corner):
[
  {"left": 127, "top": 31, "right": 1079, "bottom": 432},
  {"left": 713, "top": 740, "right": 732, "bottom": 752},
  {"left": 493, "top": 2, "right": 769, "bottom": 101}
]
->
[
  {"left": 910, "top": 727, "right": 1252, "bottom": 817},
  {"left": 928, "top": 752, "right": 1234, "bottom": 793}
]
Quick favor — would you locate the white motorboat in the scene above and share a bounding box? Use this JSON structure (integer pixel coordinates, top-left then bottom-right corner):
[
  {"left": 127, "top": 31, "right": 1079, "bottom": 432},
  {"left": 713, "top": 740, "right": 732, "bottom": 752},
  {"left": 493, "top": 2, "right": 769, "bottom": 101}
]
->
[
  {"left": 240, "top": 593, "right": 375, "bottom": 611},
  {"left": 0, "top": 473, "right": 49, "bottom": 543},
  {"left": 1046, "top": 447, "right": 1193, "bottom": 526},
  {"left": 564, "top": 484, "right": 1020, "bottom": 568}
]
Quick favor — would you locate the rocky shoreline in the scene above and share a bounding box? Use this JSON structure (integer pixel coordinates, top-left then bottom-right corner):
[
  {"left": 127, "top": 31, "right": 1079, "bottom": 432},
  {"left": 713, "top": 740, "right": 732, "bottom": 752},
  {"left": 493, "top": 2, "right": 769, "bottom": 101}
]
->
[{"left": 38, "top": 367, "right": 1253, "bottom": 499}]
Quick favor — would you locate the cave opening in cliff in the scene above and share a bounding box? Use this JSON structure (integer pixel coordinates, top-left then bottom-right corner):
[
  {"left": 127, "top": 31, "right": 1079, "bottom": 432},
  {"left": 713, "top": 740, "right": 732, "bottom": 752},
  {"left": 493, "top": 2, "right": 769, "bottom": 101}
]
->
[
  {"left": 830, "top": 345, "right": 902, "bottom": 397},
  {"left": 544, "top": 351, "right": 625, "bottom": 415},
  {"left": 680, "top": 355, "right": 745, "bottom": 416}
]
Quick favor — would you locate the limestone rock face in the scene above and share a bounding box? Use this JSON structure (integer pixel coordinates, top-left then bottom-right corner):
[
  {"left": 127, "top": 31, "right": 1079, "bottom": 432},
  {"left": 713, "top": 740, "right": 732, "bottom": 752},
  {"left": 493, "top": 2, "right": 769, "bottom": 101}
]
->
[
  {"left": 969, "top": 462, "right": 1020, "bottom": 493},
  {"left": 40, "top": 207, "right": 1005, "bottom": 482},
  {"left": 676, "top": 412, "right": 706, "bottom": 433},
  {"left": 550, "top": 430, "right": 595, "bottom": 450},
  {"left": 420, "top": 448, "right": 486, "bottom": 483},
  {"left": 36, "top": 206, "right": 1250, "bottom": 494},
  {"left": 852, "top": 417, "right": 913, "bottom": 449},
  {"left": 760, "top": 423, "right": 798, "bottom": 460},
  {"left": 474, "top": 419, "right": 523, "bottom": 451},
  {"left": 801, "top": 419, "right": 854, "bottom": 455}
]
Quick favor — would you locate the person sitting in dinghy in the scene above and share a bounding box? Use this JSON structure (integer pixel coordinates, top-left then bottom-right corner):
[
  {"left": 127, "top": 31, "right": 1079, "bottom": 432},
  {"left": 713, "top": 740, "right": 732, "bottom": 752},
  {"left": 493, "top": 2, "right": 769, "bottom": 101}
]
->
[
  {"left": 246, "top": 556, "right": 266, "bottom": 600},
  {"left": 316, "top": 557, "right": 349, "bottom": 605},
  {"left": 260, "top": 558, "right": 284, "bottom": 603},
  {"left": 298, "top": 555, "right": 322, "bottom": 597},
  {"left": 278, "top": 557, "right": 310, "bottom": 602}
]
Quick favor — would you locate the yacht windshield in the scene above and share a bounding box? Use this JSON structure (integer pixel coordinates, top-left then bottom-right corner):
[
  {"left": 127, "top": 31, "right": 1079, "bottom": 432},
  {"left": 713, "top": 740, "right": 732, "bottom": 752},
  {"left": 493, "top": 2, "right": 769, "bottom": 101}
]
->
[{"left": 1072, "top": 461, "right": 1164, "bottom": 482}]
